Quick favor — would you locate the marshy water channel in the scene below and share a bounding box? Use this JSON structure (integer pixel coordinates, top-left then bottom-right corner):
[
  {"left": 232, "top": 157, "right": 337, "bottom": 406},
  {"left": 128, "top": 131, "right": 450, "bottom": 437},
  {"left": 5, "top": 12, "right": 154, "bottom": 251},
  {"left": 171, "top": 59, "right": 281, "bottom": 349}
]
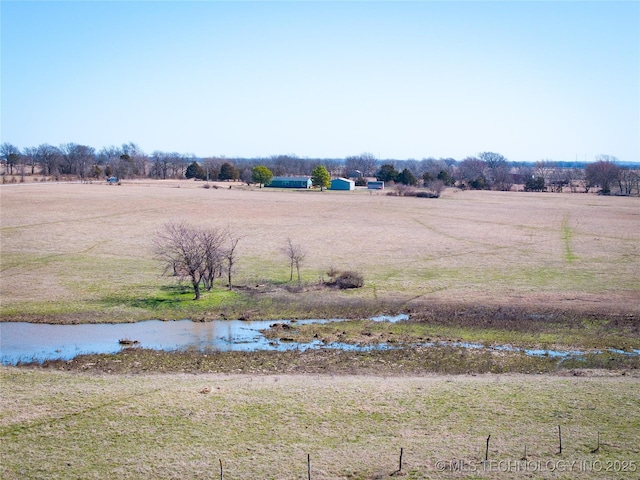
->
[
  {"left": 0, "top": 315, "right": 402, "bottom": 365},
  {"left": 1, "top": 314, "right": 637, "bottom": 365}
]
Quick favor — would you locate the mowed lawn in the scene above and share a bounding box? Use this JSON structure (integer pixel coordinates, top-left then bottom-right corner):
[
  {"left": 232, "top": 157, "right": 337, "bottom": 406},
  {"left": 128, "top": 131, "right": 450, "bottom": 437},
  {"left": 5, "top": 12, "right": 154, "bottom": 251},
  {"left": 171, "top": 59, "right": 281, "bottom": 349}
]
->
[
  {"left": 1, "top": 181, "right": 639, "bottom": 320},
  {"left": 1, "top": 369, "right": 639, "bottom": 480}
]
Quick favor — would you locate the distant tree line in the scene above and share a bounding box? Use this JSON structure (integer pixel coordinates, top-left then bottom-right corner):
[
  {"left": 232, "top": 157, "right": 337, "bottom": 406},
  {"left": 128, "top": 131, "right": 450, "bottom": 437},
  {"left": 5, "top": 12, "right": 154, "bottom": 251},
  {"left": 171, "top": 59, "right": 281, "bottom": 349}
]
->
[
  {"left": 371, "top": 153, "right": 639, "bottom": 196},
  {"left": 1, "top": 142, "right": 638, "bottom": 195}
]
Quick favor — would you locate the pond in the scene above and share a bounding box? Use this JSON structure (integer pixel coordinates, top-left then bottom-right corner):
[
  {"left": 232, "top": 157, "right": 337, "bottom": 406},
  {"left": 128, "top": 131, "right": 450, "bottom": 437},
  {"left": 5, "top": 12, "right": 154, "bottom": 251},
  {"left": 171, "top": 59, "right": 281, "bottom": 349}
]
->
[
  {"left": 0, "top": 315, "right": 408, "bottom": 365},
  {"left": 1, "top": 315, "right": 637, "bottom": 366}
]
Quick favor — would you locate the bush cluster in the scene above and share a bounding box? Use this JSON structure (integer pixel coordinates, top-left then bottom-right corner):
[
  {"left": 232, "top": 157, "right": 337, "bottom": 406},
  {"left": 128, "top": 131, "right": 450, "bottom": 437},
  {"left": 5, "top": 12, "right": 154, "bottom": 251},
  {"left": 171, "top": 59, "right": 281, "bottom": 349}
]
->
[
  {"left": 325, "top": 268, "right": 364, "bottom": 289},
  {"left": 387, "top": 184, "right": 442, "bottom": 198}
]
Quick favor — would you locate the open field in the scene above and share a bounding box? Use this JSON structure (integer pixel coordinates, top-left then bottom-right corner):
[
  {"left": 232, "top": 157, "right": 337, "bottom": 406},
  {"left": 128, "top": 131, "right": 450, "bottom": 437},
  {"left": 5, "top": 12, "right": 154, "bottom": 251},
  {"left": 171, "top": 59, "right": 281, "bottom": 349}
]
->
[
  {"left": 1, "top": 180, "right": 639, "bottom": 322},
  {"left": 1, "top": 368, "right": 639, "bottom": 479},
  {"left": 1, "top": 183, "right": 639, "bottom": 479}
]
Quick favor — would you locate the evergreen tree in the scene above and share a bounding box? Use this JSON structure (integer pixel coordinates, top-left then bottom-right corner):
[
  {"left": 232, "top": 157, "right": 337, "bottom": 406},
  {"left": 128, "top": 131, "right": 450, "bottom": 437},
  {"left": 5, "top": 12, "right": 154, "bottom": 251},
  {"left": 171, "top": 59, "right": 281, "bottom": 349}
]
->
[
  {"left": 376, "top": 164, "right": 399, "bottom": 182},
  {"left": 218, "top": 162, "right": 239, "bottom": 181},
  {"left": 437, "top": 170, "right": 455, "bottom": 186},
  {"left": 397, "top": 168, "right": 417, "bottom": 186},
  {"left": 311, "top": 164, "right": 331, "bottom": 191},
  {"left": 185, "top": 161, "right": 206, "bottom": 180}
]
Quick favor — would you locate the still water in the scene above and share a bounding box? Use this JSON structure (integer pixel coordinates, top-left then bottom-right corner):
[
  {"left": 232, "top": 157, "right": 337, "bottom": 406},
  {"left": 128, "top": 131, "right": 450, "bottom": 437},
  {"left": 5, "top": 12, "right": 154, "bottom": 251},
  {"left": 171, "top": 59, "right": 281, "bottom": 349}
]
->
[
  {"left": 0, "top": 315, "right": 408, "bottom": 365},
  {"left": 1, "top": 315, "right": 637, "bottom": 365}
]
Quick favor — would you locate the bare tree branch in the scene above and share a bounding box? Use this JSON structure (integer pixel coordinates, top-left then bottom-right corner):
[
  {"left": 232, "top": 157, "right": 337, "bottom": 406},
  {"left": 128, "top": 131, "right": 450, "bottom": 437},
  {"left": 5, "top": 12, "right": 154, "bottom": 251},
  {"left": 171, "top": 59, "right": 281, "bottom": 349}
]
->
[{"left": 281, "top": 238, "right": 306, "bottom": 284}]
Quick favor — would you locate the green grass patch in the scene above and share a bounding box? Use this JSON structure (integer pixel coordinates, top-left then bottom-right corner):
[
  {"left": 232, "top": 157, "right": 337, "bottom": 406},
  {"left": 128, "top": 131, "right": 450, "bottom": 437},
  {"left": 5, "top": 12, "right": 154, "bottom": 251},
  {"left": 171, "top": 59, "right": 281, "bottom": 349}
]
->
[
  {"left": 101, "top": 285, "right": 241, "bottom": 311},
  {"left": 561, "top": 214, "right": 579, "bottom": 262}
]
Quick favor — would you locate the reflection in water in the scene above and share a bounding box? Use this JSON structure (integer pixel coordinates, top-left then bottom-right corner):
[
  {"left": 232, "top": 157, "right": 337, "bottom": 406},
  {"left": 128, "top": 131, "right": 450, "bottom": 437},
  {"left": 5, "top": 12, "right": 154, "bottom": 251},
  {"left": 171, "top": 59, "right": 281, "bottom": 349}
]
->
[
  {"left": 0, "top": 319, "right": 292, "bottom": 364},
  {"left": 1, "top": 314, "right": 637, "bottom": 365},
  {"left": 0, "top": 316, "right": 408, "bottom": 365}
]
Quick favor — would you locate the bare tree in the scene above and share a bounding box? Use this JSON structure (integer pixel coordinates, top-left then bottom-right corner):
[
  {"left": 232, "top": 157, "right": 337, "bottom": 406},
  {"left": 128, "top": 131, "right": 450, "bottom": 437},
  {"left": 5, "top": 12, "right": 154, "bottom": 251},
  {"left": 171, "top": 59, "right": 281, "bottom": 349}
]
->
[
  {"left": 202, "top": 157, "right": 225, "bottom": 181},
  {"left": 34, "top": 144, "right": 62, "bottom": 176},
  {"left": 625, "top": 168, "right": 640, "bottom": 196},
  {"left": 170, "top": 153, "right": 191, "bottom": 178},
  {"left": 615, "top": 166, "right": 638, "bottom": 196},
  {"left": 60, "top": 143, "right": 95, "bottom": 181},
  {"left": 534, "top": 160, "right": 555, "bottom": 186},
  {"left": 150, "top": 151, "right": 173, "bottom": 179},
  {"left": 344, "top": 153, "right": 378, "bottom": 178},
  {"left": 546, "top": 168, "right": 566, "bottom": 193},
  {"left": 22, "top": 146, "right": 38, "bottom": 175},
  {"left": 1, "top": 143, "right": 21, "bottom": 175},
  {"left": 59, "top": 143, "right": 77, "bottom": 175},
  {"left": 282, "top": 238, "right": 306, "bottom": 284},
  {"left": 99, "top": 145, "right": 145, "bottom": 179},
  {"left": 457, "top": 157, "right": 487, "bottom": 188},
  {"left": 359, "top": 153, "right": 379, "bottom": 177},
  {"left": 401, "top": 159, "right": 420, "bottom": 178},
  {"left": 121, "top": 142, "right": 147, "bottom": 177},
  {"left": 585, "top": 156, "right": 619, "bottom": 194},
  {"left": 154, "top": 222, "right": 242, "bottom": 298},
  {"left": 200, "top": 227, "right": 227, "bottom": 291},
  {"left": 154, "top": 222, "right": 206, "bottom": 300},
  {"left": 224, "top": 234, "right": 242, "bottom": 290},
  {"left": 565, "top": 167, "right": 584, "bottom": 193},
  {"left": 322, "top": 159, "right": 343, "bottom": 178},
  {"left": 479, "top": 152, "right": 509, "bottom": 190},
  {"left": 491, "top": 164, "right": 513, "bottom": 191},
  {"left": 419, "top": 158, "right": 447, "bottom": 182}
]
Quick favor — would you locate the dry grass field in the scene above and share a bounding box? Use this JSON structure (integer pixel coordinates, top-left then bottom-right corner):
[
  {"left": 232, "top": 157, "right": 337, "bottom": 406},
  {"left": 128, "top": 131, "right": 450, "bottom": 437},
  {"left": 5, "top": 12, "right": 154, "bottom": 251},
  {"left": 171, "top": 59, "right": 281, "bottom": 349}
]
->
[
  {"left": 1, "top": 368, "right": 639, "bottom": 479},
  {"left": 1, "top": 180, "right": 638, "bottom": 321},
  {"left": 1, "top": 182, "right": 639, "bottom": 479}
]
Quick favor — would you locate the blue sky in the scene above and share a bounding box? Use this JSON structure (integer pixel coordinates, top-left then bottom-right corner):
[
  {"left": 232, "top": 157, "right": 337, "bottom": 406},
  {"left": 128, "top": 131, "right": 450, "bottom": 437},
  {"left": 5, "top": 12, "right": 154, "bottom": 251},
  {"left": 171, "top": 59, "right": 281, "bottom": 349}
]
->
[{"left": 1, "top": 1, "right": 638, "bottom": 162}]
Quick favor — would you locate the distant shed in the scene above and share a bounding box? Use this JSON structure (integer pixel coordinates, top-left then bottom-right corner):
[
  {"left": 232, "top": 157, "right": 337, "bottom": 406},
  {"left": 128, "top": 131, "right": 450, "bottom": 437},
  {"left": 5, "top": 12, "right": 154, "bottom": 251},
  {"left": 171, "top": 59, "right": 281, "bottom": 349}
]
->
[
  {"left": 330, "top": 177, "right": 355, "bottom": 191},
  {"left": 367, "top": 181, "right": 384, "bottom": 190},
  {"left": 266, "top": 176, "right": 312, "bottom": 189}
]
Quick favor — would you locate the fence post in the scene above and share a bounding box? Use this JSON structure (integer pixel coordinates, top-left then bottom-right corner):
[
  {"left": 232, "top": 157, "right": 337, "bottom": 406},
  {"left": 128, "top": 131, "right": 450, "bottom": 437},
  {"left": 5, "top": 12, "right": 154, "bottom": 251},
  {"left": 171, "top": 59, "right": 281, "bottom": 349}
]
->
[
  {"left": 558, "top": 425, "right": 562, "bottom": 455},
  {"left": 591, "top": 431, "right": 600, "bottom": 454},
  {"left": 307, "top": 453, "right": 311, "bottom": 480},
  {"left": 485, "top": 435, "right": 491, "bottom": 462}
]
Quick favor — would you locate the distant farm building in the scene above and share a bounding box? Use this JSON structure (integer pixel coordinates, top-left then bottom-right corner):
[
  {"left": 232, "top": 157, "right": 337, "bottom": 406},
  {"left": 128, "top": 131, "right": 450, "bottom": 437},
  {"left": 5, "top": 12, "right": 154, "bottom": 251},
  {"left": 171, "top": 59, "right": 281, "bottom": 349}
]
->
[
  {"left": 266, "top": 176, "right": 312, "bottom": 189},
  {"left": 330, "top": 177, "right": 355, "bottom": 191},
  {"left": 367, "top": 181, "right": 384, "bottom": 190}
]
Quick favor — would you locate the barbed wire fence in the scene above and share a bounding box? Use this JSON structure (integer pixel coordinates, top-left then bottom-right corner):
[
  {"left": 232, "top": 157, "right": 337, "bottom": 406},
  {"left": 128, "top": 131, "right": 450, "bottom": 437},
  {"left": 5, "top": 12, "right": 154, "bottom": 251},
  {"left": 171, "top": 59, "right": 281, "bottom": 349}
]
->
[{"left": 212, "top": 426, "right": 616, "bottom": 478}]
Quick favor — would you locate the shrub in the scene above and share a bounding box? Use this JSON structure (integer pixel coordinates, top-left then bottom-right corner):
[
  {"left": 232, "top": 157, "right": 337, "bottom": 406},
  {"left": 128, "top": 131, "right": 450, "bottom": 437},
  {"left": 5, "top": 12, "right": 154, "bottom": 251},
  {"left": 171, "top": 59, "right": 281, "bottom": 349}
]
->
[
  {"left": 437, "top": 169, "right": 456, "bottom": 186},
  {"left": 525, "top": 176, "right": 545, "bottom": 192},
  {"left": 469, "top": 176, "right": 488, "bottom": 190},
  {"left": 326, "top": 269, "right": 364, "bottom": 289},
  {"left": 416, "top": 191, "right": 439, "bottom": 198},
  {"left": 389, "top": 184, "right": 417, "bottom": 196},
  {"left": 425, "top": 179, "right": 445, "bottom": 197}
]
